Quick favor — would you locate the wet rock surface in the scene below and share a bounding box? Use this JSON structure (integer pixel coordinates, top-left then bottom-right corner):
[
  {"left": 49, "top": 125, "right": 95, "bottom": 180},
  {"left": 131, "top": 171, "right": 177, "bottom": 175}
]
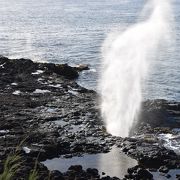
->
[{"left": 0, "top": 56, "right": 179, "bottom": 179}]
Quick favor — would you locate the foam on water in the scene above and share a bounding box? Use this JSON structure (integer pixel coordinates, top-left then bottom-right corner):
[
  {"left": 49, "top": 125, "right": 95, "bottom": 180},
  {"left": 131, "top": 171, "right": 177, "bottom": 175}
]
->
[
  {"left": 100, "top": 0, "right": 173, "bottom": 137},
  {"left": 158, "top": 131, "right": 180, "bottom": 155}
]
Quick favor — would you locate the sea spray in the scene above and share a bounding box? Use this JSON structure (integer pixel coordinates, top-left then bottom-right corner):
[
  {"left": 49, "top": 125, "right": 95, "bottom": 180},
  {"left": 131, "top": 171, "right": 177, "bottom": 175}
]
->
[{"left": 100, "top": 0, "right": 173, "bottom": 137}]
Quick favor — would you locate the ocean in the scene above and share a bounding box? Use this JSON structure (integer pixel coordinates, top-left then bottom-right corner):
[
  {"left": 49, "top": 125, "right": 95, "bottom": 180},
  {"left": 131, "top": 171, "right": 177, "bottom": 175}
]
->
[{"left": 0, "top": 0, "right": 179, "bottom": 100}]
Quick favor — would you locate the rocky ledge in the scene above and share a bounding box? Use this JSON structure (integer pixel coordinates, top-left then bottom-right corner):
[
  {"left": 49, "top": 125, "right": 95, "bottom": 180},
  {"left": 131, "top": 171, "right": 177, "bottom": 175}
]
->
[{"left": 0, "top": 56, "right": 179, "bottom": 180}]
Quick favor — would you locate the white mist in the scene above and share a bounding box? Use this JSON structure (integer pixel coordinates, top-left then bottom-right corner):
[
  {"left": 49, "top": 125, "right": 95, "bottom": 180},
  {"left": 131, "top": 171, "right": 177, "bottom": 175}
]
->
[{"left": 100, "top": 0, "right": 173, "bottom": 137}]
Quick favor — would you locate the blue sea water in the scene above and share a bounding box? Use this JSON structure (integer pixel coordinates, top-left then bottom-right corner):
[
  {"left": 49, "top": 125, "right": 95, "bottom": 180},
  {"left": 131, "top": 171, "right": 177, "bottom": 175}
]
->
[{"left": 0, "top": 0, "right": 179, "bottom": 100}]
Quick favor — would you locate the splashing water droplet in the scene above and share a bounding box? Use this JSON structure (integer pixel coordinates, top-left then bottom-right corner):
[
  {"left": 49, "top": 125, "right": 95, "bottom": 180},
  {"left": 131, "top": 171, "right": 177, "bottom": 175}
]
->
[{"left": 100, "top": 0, "right": 173, "bottom": 137}]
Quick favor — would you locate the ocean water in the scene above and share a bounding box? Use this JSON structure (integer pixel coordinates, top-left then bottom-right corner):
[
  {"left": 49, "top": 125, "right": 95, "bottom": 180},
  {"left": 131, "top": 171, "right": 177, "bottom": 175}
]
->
[{"left": 0, "top": 0, "right": 179, "bottom": 101}]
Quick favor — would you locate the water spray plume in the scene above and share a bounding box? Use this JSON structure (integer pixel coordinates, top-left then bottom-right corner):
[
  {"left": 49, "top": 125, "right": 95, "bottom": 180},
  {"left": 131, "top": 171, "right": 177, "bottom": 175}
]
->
[{"left": 100, "top": 0, "right": 173, "bottom": 137}]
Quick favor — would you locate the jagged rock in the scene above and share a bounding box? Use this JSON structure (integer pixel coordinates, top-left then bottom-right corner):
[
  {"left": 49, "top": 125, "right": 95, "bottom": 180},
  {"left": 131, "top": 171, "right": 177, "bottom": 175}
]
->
[
  {"left": 74, "top": 64, "right": 89, "bottom": 71},
  {"left": 45, "top": 63, "right": 79, "bottom": 79},
  {"left": 50, "top": 170, "right": 65, "bottom": 180},
  {"left": 86, "top": 168, "right": 99, "bottom": 176},
  {"left": 136, "top": 168, "right": 153, "bottom": 179},
  {"left": 159, "top": 166, "right": 169, "bottom": 173},
  {"left": 68, "top": 165, "right": 83, "bottom": 172},
  {"left": 0, "top": 56, "right": 179, "bottom": 179}
]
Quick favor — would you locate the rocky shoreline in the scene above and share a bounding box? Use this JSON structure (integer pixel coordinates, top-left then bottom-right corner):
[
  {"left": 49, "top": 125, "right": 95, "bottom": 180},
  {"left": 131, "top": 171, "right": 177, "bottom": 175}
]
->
[{"left": 0, "top": 56, "right": 179, "bottom": 180}]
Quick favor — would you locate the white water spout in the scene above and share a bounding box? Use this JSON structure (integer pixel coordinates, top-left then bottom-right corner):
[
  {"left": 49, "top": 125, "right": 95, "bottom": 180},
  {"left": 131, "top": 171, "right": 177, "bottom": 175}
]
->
[{"left": 100, "top": 0, "right": 173, "bottom": 137}]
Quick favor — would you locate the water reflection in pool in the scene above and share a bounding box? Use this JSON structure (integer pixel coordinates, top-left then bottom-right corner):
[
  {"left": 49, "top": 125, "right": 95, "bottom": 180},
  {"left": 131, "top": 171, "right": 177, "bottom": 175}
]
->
[{"left": 42, "top": 147, "right": 137, "bottom": 178}]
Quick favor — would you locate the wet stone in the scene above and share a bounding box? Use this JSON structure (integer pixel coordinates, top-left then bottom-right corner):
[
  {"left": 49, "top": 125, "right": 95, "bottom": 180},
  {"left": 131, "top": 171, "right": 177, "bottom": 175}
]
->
[
  {"left": 159, "top": 166, "right": 169, "bottom": 173},
  {"left": 0, "top": 57, "right": 180, "bottom": 179}
]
